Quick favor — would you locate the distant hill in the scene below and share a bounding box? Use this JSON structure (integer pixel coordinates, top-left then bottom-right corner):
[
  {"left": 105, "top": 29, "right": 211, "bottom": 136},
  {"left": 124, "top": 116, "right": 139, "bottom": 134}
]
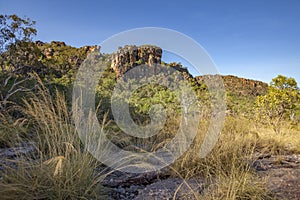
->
[{"left": 195, "top": 75, "right": 268, "bottom": 97}]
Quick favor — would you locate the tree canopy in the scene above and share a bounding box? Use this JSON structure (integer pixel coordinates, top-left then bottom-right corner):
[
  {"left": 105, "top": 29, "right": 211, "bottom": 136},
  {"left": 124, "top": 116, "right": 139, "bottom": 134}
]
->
[
  {"left": 0, "top": 15, "right": 39, "bottom": 72},
  {"left": 255, "top": 75, "right": 299, "bottom": 133},
  {"left": 0, "top": 14, "right": 36, "bottom": 53}
]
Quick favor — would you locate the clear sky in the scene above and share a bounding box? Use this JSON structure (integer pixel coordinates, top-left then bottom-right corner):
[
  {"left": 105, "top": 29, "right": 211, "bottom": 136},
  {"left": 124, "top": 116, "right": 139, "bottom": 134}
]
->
[{"left": 1, "top": 0, "right": 300, "bottom": 84}]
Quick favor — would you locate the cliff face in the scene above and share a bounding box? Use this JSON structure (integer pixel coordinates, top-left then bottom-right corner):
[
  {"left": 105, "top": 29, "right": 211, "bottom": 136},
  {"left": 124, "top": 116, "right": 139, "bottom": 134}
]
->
[
  {"left": 196, "top": 75, "right": 268, "bottom": 96},
  {"left": 111, "top": 45, "right": 162, "bottom": 77}
]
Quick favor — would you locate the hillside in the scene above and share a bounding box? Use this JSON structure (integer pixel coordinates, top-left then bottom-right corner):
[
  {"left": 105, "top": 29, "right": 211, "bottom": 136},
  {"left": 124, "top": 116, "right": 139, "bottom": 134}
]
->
[
  {"left": 0, "top": 40, "right": 270, "bottom": 118},
  {"left": 34, "top": 41, "right": 268, "bottom": 95},
  {"left": 196, "top": 75, "right": 268, "bottom": 96},
  {"left": 1, "top": 41, "right": 269, "bottom": 116}
]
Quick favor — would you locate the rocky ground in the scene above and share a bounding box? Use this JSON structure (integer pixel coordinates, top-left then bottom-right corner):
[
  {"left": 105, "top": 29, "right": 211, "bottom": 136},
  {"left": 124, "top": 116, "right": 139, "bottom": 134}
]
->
[
  {"left": 1, "top": 144, "right": 300, "bottom": 199},
  {"left": 93, "top": 153, "right": 300, "bottom": 199},
  {"left": 253, "top": 154, "right": 300, "bottom": 200}
]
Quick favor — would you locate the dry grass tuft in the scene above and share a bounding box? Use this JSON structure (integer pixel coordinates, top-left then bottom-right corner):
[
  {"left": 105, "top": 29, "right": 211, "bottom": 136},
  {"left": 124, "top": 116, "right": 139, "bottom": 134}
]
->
[{"left": 0, "top": 80, "right": 108, "bottom": 200}]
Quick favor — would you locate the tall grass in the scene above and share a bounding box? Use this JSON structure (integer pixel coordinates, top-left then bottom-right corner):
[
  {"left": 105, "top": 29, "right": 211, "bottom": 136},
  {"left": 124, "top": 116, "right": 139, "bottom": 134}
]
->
[
  {"left": 0, "top": 117, "right": 27, "bottom": 147},
  {"left": 0, "top": 80, "right": 108, "bottom": 199},
  {"left": 169, "top": 117, "right": 274, "bottom": 199},
  {"left": 254, "top": 123, "right": 300, "bottom": 155}
]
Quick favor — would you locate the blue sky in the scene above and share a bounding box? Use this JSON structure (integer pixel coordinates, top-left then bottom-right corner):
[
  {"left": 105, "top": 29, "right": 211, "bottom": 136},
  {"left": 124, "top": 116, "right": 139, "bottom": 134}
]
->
[{"left": 1, "top": 0, "right": 300, "bottom": 84}]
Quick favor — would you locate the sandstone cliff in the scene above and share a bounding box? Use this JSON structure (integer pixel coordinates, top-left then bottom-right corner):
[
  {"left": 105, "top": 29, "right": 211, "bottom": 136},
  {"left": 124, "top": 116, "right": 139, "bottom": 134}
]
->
[{"left": 111, "top": 45, "right": 162, "bottom": 77}]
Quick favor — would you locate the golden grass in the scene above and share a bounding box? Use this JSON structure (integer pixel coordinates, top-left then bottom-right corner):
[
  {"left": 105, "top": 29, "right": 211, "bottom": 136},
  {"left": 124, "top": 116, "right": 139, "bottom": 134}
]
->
[
  {"left": 0, "top": 81, "right": 108, "bottom": 200},
  {"left": 0, "top": 112, "right": 28, "bottom": 147},
  {"left": 254, "top": 124, "right": 300, "bottom": 154},
  {"left": 168, "top": 116, "right": 291, "bottom": 199}
]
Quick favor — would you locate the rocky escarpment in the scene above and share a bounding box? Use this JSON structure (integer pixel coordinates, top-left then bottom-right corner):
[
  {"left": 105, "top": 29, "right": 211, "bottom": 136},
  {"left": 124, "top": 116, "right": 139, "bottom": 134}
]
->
[
  {"left": 110, "top": 45, "right": 193, "bottom": 80},
  {"left": 36, "top": 40, "right": 100, "bottom": 61},
  {"left": 110, "top": 45, "right": 267, "bottom": 96},
  {"left": 28, "top": 42, "right": 269, "bottom": 96},
  {"left": 33, "top": 42, "right": 269, "bottom": 97},
  {"left": 111, "top": 45, "right": 162, "bottom": 77},
  {"left": 17, "top": 41, "right": 102, "bottom": 77},
  {"left": 196, "top": 75, "right": 268, "bottom": 96}
]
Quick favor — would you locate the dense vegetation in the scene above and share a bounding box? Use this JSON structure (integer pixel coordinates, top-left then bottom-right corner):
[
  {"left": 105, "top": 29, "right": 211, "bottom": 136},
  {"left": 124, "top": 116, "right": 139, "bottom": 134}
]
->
[{"left": 0, "top": 15, "right": 299, "bottom": 199}]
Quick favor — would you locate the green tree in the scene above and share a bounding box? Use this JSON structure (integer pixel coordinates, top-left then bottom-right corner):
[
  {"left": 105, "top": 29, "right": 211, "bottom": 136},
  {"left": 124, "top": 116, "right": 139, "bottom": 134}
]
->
[
  {"left": 0, "top": 14, "right": 38, "bottom": 72},
  {"left": 0, "top": 15, "right": 39, "bottom": 113},
  {"left": 255, "top": 75, "right": 299, "bottom": 133},
  {"left": 0, "top": 14, "right": 36, "bottom": 53}
]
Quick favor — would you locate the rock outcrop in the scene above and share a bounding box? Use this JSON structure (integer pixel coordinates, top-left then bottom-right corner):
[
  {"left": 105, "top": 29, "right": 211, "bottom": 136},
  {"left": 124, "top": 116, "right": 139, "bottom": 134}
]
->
[
  {"left": 168, "top": 62, "right": 193, "bottom": 79},
  {"left": 50, "top": 41, "right": 66, "bottom": 47},
  {"left": 35, "top": 40, "right": 45, "bottom": 46},
  {"left": 111, "top": 45, "right": 162, "bottom": 77},
  {"left": 43, "top": 47, "right": 54, "bottom": 59},
  {"left": 80, "top": 45, "right": 100, "bottom": 53},
  {"left": 35, "top": 40, "right": 100, "bottom": 60}
]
